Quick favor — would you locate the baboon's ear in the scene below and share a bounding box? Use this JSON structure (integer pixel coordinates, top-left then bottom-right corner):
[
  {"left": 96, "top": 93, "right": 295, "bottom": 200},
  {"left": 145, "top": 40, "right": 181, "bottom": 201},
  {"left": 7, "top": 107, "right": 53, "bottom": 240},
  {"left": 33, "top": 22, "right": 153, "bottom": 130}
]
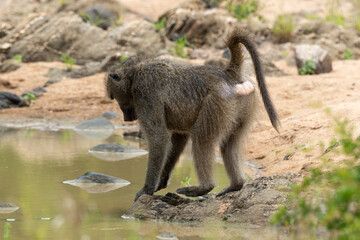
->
[{"left": 108, "top": 73, "right": 121, "bottom": 82}]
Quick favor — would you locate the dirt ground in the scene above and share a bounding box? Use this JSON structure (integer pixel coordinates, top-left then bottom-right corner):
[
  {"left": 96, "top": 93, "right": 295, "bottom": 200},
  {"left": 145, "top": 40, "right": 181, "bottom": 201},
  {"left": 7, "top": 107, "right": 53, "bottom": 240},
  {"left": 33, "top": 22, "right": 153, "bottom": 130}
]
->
[{"left": 1, "top": 0, "right": 359, "bottom": 177}]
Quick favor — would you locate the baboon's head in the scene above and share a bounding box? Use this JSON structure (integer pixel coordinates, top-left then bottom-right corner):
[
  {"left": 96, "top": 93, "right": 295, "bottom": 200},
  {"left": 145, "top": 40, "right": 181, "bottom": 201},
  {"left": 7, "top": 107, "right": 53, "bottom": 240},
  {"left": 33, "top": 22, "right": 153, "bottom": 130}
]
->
[{"left": 105, "top": 59, "right": 138, "bottom": 122}]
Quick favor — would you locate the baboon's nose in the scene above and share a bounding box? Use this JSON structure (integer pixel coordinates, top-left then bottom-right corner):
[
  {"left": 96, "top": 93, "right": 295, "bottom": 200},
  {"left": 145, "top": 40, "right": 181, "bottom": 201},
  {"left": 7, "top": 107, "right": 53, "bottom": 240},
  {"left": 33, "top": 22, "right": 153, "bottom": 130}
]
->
[{"left": 109, "top": 73, "right": 121, "bottom": 82}]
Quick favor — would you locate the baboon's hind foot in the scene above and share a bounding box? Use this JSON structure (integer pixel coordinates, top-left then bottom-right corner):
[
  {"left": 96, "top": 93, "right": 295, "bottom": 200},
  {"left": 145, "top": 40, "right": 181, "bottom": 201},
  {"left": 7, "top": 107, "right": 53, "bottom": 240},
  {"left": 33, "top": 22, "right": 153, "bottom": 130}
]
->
[
  {"left": 216, "top": 184, "right": 244, "bottom": 197},
  {"left": 176, "top": 186, "right": 214, "bottom": 197}
]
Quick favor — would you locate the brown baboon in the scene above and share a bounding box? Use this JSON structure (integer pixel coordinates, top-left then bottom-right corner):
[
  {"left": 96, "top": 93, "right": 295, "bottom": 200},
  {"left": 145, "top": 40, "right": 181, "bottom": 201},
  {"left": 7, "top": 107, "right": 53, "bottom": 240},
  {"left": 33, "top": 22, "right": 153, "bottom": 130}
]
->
[{"left": 105, "top": 28, "right": 280, "bottom": 201}]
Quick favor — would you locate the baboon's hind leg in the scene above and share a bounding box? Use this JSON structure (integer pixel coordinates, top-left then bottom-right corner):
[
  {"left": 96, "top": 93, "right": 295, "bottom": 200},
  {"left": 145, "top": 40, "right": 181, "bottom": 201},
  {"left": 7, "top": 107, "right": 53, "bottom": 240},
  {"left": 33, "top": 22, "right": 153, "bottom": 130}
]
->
[
  {"left": 176, "top": 137, "right": 216, "bottom": 197},
  {"left": 217, "top": 124, "right": 247, "bottom": 196}
]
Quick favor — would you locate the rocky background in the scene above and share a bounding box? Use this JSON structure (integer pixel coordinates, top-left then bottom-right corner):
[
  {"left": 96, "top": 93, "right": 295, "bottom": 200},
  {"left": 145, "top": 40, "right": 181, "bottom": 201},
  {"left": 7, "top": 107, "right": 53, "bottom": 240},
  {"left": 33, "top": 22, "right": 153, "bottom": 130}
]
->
[{"left": 0, "top": 0, "right": 360, "bottom": 225}]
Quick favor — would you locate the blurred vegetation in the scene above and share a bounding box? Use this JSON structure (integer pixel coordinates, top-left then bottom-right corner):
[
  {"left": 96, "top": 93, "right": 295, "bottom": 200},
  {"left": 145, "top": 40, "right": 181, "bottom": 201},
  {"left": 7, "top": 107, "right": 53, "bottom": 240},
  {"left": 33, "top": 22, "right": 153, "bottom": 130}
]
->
[
  {"left": 58, "top": 0, "right": 67, "bottom": 5},
  {"left": 12, "top": 54, "right": 22, "bottom": 64},
  {"left": 80, "top": 13, "right": 107, "bottom": 27},
  {"left": 272, "top": 14, "right": 295, "bottom": 43},
  {"left": 60, "top": 53, "right": 75, "bottom": 71},
  {"left": 170, "top": 35, "right": 189, "bottom": 59},
  {"left": 154, "top": 18, "right": 166, "bottom": 31},
  {"left": 304, "top": 12, "right": 320, "bottom": 21},
  {"left": 180, "top": 177, "right": 192, "bottom": 187},
  {"left": 115, "top": 15, "right": 123, "bottom": 26},
  {"left": 23, "top": 93, "right": 36, "bottom": 104},
  {"left": 341, "top": 49, "right": 355, "bottom": 60},
  {"left": 225, "top": 0, "right": 259, "bottom": 20},
  {"left": 299, "top": 60, "right": 316, "bottom": 75},
  {"left": 271, "top": 115, "right": 360, "bottom": 239},
  {"left": 324, "top": 0, "right": 345, "bottom": 27}
]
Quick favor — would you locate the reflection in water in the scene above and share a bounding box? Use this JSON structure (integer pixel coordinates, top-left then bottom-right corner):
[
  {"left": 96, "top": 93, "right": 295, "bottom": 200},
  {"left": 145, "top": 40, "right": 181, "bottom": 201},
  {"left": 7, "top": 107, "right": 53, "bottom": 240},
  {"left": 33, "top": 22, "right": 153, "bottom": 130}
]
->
[
  {"left": 0, "top": 128, "right": 284, "bottom": 239},
  {"left": 88, "top": 143, "right": 148, "bottom": 161},
  {"left": 63, "top": 172, "right": 131, "bottom": 193}
]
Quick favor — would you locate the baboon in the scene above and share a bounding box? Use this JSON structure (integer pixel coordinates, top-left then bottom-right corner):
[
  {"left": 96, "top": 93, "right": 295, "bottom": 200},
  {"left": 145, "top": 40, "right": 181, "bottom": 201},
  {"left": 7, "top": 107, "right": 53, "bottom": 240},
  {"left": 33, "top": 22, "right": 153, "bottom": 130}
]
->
[{"left": 105, "top": 27, "right": 280, "bottom": 201}]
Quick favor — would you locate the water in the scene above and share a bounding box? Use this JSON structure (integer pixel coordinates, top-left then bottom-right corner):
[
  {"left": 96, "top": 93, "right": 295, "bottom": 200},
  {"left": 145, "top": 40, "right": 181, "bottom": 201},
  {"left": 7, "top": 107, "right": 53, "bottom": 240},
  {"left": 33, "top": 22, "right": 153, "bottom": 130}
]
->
[{"left": 0, "top": 127, "right": 283, "bottom": 239}]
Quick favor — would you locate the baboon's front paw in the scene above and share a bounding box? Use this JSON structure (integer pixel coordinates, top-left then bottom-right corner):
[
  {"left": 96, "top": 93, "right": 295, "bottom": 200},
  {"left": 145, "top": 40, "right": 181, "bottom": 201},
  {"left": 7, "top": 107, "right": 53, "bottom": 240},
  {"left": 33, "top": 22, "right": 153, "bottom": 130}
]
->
[
  {"left": 216, "top": 185, "right": 243, "bottom": 197},
  {"left": 176, "top": 186, "right": 214, "bottom": 197},
  {"left": 134, "top": 187, "right": 154, "bottom": 202}
]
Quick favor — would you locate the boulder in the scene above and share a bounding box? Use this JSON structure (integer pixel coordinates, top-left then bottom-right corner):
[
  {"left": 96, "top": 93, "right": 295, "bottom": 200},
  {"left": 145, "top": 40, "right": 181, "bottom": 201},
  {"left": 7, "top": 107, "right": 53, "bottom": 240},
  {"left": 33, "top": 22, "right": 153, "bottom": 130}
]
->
[
  {"left": 296, "top": 21, "right": 360, "bottom": 59},
  {"left": 162, "top": 8, "right": 237, "bottom": 49},
  {"left": 0, "top": 59, "right": 21, "bottom": 73},
  {"left": 81, "top": 5, "right": 116, "bottom": 30},
  {"left": 57, "top": 0, "right": 123, "bottom": 20},
  {"left": 124, "top": 174, "right": 300, "bottom": 225},
  {"left": 44, "top": 53, "right": 123, "bottom": 87},
  {"left": 294, "top": 44, "right": 332, "bottom": 74},
  {"left": 0, "top": 91, "right": 27, "bottom": 110},
  {"left": 108, "top": 20, "right": 167, "bottom": 57},
  {"left": 4, "top": 13, "right": 121, "bottom": 64}
]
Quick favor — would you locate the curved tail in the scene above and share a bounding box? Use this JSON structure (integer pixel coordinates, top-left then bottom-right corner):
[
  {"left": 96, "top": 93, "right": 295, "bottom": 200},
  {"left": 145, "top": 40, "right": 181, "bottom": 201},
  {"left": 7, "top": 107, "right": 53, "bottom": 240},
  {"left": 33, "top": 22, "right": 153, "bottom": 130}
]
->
[{"left": 225, "top": 28, "right": 280, "bottom": 132}]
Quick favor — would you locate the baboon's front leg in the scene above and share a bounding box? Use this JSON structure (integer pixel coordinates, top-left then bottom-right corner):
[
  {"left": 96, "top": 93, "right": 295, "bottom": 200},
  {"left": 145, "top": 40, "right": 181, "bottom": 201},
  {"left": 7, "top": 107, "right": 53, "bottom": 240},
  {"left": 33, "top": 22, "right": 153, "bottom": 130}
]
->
[
  {"left": 156, "top": 133, "right": 189, "bottom": 192},
  {"left": 134, "top": 98, "right": 170, "bottom": 202}
]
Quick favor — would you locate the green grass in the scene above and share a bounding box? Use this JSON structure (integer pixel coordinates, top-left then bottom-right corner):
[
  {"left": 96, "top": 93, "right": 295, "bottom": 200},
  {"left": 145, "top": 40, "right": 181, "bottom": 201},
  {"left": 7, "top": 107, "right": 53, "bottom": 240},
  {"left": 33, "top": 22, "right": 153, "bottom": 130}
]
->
[
  {"left": 23, "top": 93, "right": 36, "bottom": 104},
  {"left": 60, "top": 53, "right": 75, "bottom": 71},
  {"left": 180, "top": 177, "right": 192, "bottom": 187},
  {"left": 324, "top": 1, "right": 346, "bottom": 27},
  {"left": 154, "top": 18, "right": 166, "bottom": 31},
  {"left": 226, "top": 0, "right": 259, "bottom": 20},
  {"left": 12, "top": 54, "right": 22, "bottom": 64},
  {"left": 304, "top": 12, "right": 320, "bottom": 21},
  {"left": 342, "top": 49, "right": 355, "bottom": 60},
  {"left": 356, "top": 18, "right": 360, "bottom": 33},
  {"left": 272, "top": 14, "right": 295, "bottom": 43},
  {"left": 299, "top": 59, "right": 316, "bottom": 75},
  {"left": 58, "top": 0, "right": 67, "bottom": 5},
  {"left": 271, "top": 115, "right": 360, "bottom": 239},
  {"left": 80, "top": 13, "right": 108, "bottom": 27},
  {"left": 115, "top": 15, "right": 123, "bottom": 26},
  {"left": 170, "top": 35, "right": 189, "bottom": 59},
  {"left": 325, "top": 10, "right": 346, "bottom": 27}
]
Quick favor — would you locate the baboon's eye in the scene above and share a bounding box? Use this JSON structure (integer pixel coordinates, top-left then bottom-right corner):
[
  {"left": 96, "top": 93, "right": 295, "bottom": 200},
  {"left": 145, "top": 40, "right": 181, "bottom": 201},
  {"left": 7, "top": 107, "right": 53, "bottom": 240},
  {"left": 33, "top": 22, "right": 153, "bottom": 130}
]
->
[{"left": 109, "top": 73, "right": 121, "bottom": 82}]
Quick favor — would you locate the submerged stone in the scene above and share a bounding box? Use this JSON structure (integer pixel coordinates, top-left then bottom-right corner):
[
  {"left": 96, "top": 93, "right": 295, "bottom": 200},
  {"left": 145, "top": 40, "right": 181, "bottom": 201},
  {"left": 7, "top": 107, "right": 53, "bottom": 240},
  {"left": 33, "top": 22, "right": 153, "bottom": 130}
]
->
[
  {"left": 63, "top": 172, "right": 130, "bottom": 193},
  {"left": 74, "top": 117, "right": 114, "bottom": 139},
  {"left": 156, "top": 232, "right": 179, "bottom": 240},
  {"left": 0, "top": 203, "right": 20, "bottom": 214},
  {"left": 102, "top": 111, "right": 119, "bottom": 119},
  {"left": 88, "top": 143, "right": 148, "bottom": 161}
]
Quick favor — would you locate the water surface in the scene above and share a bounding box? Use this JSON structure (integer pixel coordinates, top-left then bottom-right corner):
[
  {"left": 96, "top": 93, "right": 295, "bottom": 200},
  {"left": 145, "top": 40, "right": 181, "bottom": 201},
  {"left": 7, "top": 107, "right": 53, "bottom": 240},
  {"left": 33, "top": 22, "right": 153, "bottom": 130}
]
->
[{"left": 0, "top": 127, "right": 284, "bottom": 239}]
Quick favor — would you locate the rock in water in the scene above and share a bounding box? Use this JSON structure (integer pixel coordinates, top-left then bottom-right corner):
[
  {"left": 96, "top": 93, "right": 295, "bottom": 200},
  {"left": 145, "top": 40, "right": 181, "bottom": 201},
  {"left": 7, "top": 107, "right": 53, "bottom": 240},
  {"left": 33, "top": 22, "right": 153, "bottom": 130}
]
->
[
  {"left": 0, "top": 203, "right": 20, "bottom": 214},
  {"left": 63, "top": 172, "right": 130, "bottom": 193},
  {"left": 102, "top": 111, "right": 119, "bottom": 119},
  {"left": 156, "top": 232, "right": 179, "bottom": 240},
  {"left": 74, "top": 117, "right": 114, "bottom": 139},
  {"left": 294, "top": 44, "right": 332, "bottom": 74},
  {"left": 89, "top": 143, "right": 148, "bottom": 161}
]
